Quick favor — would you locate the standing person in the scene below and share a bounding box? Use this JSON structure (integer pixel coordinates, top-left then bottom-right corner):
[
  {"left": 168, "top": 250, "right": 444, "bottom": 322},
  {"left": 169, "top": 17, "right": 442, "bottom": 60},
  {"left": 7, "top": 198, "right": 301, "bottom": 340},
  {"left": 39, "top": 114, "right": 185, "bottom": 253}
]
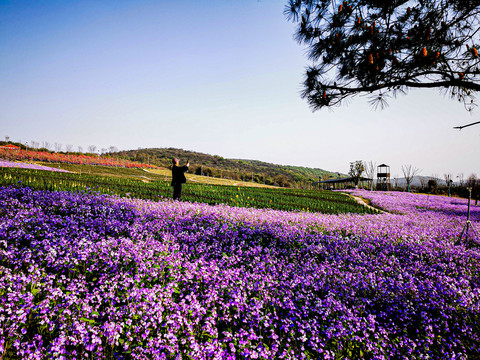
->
[{"left": 171, "top": 158, "right": 189, "bottom": 200}]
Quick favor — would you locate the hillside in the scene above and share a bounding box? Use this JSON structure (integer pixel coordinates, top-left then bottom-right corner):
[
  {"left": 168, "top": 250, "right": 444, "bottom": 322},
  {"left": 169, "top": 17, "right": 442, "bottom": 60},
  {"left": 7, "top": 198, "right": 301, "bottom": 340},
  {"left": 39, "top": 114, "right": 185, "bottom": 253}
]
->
[{"left": 115, "top": 147, "right": 341, "bottom": 188}]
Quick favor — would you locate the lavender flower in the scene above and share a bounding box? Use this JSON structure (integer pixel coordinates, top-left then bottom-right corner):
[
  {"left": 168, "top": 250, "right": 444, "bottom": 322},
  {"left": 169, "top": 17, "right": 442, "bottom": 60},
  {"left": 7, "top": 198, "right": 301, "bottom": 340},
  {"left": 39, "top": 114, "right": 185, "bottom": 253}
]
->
[{"left": 0, "top": 186, "right": 479, "bottom": 359}]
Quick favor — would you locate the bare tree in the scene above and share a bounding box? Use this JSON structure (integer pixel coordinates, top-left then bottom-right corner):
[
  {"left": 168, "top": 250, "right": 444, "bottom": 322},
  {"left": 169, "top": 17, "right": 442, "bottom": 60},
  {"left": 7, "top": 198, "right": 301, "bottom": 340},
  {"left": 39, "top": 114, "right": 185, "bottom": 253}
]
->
[
  {"left": 31, "top": 141, "right": 39, "bottom": 149},
  {"left": 54, "top": 143, "right": 62, "bottom": 152},
  {"left": 392, "top": 175, "right": 399, "bottom": 190},
  {"left": 457, "top": 173, "right": 465, "bottom": 186},
  {"left": 5, "top": 136, "right": 10, "bottom": 142},
  {"left": 65, "top": 144, "right": 74, "bottom": 153},
  {"left": 78, "top": 146, "right": 84, "bottom": 153},
  {"left": 402, "top": 165, "right": 421, "bottom": 192},
  {"left": 419, "top": 176, "right": 428, "bottom": 191},
  {"left": 87, "top": 145, "right": 97, "bottom": 154},
  {"left": 363, "top": 161, "right": 376, "bottom": 191},
  {"left": 108, "top": 146, "right": 118, "bottom": 153},
  {"left": 444, "top": 173, "right": 453, "bottom": 184},
  {"left": 42, "top": 141, "right": 51, "bottom": 151},
  {"left": 444, "top": 173, "right": 453, "bottom": 196}
]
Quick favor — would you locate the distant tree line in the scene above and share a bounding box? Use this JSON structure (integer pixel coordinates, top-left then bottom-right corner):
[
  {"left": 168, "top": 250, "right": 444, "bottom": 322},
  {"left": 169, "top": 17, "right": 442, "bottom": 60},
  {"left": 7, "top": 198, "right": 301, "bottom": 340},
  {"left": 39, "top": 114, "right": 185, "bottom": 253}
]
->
[
  {"left": 116, "top": 148, "right": 339, "bottom": 188},
  {"left": 0, "top": 140, "right": 119, "bottom": 158},
  {"left": 410, "top": 174, "right": 479, "bottom": 202},
  {"left": 4, "top": 140, "right": 476, "bottom": 200},
  {"left": 347, "top": 160, "right": 479, "bottom": 201},
  {"left": 0, "top": 141, "right": 338, "bottom": 188}
]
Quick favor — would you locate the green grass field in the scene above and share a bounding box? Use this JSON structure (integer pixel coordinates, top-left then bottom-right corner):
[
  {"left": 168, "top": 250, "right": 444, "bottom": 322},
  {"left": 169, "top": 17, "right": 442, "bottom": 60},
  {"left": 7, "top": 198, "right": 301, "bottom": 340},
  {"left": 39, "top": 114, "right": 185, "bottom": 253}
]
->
[
  {"left": 39, "top": 162, "right": 277, "bottom": 188},
  {"left": 1, "top": 165, "right": 377, "bottom": 214}
]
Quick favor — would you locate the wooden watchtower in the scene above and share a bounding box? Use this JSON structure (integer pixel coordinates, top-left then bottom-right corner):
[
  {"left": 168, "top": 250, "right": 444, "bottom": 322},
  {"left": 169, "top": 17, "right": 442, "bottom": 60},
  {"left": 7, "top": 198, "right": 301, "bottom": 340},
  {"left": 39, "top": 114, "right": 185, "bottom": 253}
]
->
[{"left": 376, "top": 164, "right": 391, "bottom": 191}]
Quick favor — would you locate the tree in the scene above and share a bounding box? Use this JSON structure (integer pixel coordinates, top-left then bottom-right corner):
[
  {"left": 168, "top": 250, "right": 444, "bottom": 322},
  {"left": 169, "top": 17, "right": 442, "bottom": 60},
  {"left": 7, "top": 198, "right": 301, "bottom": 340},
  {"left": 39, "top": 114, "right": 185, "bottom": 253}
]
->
[
  {"left": 427, "top": 178, "right": 438, "bottom": 193},
  {"left": 466, "top": 173, "right": 479, "bottom": 205},
  {"left": 349, "top": 160, "right": 365, "bottom": 187},
  {"left": 444, "top": 173, "right": 453, "bottom": 196},
  {"left": 87, "top": 145, "right": 97, "bottom": 154},
  {"left": 467, "top": 173, "right": 478, "bottom": 188},
  {"left": 363, "top": 160, "right": 376, "bottom": 190},
  {"left": 42, "top": 141, "right": 51, "bottom": 151},
  {"left": 392, "top": 174, "right": 399, "bottom": 189},
  {"left": 419, "top": 176, "right": 428, "bottom": 191},
  {"left": 285, "top": 0, "right": 480, "bottom": 112},
  {"left": 401, "top": 164, "right": 421, "bottom": 192},
  {"left": 275, "top": 174, "right": 291, "bottom": 188}
]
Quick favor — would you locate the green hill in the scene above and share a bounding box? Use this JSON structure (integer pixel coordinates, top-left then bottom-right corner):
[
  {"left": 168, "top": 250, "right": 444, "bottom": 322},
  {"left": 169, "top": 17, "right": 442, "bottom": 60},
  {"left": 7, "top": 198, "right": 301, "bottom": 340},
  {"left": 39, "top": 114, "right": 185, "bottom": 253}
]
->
[{"left": 115, "top": 147, "right": 342, "bottom": 188}]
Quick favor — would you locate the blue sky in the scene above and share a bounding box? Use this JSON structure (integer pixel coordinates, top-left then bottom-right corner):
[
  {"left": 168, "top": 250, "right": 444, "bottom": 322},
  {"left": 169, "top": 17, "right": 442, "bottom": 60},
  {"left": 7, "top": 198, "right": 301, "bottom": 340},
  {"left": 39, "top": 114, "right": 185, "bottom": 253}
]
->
[{"left": 1, "top": 0, "right": 479, "bottom": 178}]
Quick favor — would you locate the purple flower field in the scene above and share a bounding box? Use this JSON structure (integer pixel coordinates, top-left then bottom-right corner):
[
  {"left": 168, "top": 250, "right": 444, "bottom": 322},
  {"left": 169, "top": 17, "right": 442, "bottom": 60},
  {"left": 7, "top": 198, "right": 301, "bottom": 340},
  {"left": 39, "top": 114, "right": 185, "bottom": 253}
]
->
[
  {"left": 1, "top": 186, "right": 479, "bottom": 359},
  {"left": 0, "top": 160, "right": 70, "bottom": 173}
]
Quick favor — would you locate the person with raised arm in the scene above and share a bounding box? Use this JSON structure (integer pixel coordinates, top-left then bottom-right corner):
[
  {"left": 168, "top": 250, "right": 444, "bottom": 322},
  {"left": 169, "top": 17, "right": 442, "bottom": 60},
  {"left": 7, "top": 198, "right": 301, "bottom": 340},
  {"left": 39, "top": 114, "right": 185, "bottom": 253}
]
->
[{"left": 171, "top": 158, "right": 189, "bottom": 200}]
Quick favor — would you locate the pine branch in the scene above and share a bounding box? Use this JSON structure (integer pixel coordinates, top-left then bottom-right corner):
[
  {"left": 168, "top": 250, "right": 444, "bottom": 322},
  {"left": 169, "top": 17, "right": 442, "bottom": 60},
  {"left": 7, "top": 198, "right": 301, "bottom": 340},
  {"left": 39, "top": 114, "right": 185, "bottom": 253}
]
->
[{"left": 453, "top": 121, "right": 480, "bottom": 130}]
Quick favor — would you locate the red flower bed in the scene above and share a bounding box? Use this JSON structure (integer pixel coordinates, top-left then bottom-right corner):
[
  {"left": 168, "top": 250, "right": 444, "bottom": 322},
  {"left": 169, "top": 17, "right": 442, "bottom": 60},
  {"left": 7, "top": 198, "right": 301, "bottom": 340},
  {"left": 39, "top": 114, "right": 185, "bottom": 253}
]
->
[{"left": 0, "top": 149, "right": 156, "bottom": 169}]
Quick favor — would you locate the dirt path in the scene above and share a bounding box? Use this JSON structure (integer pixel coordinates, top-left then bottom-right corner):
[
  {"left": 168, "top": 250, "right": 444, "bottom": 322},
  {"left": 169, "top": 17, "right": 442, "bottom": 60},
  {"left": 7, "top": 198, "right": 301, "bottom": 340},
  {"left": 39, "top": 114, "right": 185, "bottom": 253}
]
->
[{"left": 349, "top": 194, "right": 386, "bottom": 213}]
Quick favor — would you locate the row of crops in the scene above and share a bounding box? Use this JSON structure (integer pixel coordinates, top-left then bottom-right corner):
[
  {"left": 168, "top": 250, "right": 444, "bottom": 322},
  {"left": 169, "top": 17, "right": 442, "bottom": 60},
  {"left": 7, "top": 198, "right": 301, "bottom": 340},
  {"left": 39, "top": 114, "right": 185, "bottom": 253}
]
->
[
  {"left": 0, "top": 148, "right": 155, "bottom": 168},
  {"left": 0, "top": 167, "right": 378, "bottom": 214}
]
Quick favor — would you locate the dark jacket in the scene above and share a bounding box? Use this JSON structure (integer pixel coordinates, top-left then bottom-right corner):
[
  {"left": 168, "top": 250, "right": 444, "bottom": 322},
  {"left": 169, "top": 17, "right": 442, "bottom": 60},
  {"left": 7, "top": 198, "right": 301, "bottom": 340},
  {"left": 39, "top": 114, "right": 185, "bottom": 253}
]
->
[{"left": 171, "top": 165, "right": 188, "bottom": 185}]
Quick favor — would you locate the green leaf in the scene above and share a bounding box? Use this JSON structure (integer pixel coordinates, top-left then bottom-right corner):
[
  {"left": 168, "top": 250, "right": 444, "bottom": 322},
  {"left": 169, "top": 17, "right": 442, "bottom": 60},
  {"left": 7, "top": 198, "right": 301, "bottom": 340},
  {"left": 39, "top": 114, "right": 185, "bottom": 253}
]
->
[{"left": 79, "top": 317, "right": 96, "bottom": 324}]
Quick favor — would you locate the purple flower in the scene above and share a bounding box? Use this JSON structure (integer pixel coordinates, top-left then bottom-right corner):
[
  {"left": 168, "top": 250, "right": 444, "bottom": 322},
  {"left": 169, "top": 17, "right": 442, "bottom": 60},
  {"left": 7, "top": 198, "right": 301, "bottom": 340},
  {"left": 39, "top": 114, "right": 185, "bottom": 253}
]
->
[{"left": 0, "top": 186, "right": 479, "bottom": 359}]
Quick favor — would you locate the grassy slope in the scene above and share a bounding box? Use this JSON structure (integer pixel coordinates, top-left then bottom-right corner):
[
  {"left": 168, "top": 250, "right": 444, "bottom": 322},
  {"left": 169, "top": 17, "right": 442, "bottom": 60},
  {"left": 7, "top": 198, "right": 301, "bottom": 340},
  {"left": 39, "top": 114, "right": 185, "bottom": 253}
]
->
[
  {"left": 146, "top": 168, "right": 278, "bottom": 188},
  {"left": 39, "top": 162, "right": 279, "bottom": 188},
  {"left": 115, "top": 148, "right": 342, "bottom": 185}
]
